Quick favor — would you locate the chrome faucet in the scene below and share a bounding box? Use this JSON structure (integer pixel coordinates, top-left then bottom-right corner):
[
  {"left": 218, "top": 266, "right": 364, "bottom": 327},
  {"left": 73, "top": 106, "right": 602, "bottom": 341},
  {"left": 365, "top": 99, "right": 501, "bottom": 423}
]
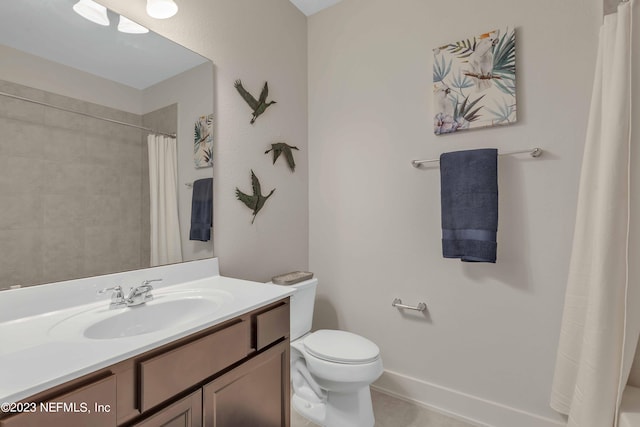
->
[
  {"left": 126, "top": 279, "right": 161, "bottom": 306},
  {"left": 97, "top": 285, "right": 127, "bottom": 309},
  {"left": 98, "top": 279, "right": 162, "bottom": 308}
]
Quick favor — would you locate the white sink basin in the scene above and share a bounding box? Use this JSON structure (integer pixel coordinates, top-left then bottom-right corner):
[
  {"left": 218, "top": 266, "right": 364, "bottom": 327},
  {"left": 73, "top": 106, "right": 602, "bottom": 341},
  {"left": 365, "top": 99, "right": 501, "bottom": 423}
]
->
[
  {"left": 84, "top": 298, "right": 220, "bottom": 339},
  {"left": 48, "top": 290, "right": 233, "bottom": 340}
]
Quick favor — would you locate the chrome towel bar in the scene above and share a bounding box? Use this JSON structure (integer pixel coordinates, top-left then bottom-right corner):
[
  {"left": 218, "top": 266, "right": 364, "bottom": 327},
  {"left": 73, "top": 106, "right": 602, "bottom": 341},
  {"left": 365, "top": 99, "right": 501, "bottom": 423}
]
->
[
  {"left": 392, "top": 298, "right": 427, "bottom": 312},
  {"left": 411, "top": 147, "right": 543, "bottom": 168}
]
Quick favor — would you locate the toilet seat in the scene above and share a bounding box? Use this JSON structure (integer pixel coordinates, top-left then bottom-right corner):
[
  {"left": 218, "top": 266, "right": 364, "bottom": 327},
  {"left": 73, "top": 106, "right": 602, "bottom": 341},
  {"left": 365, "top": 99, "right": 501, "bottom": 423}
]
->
[{"left": 304, "top": 330, "right": 380, "bottom": 364}]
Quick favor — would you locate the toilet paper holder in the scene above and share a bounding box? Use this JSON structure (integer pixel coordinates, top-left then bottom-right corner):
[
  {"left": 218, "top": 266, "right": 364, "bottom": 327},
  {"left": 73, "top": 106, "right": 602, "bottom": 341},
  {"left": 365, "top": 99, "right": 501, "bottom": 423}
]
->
[{"left": 392, "top": 298, "right": 427, "bottom": 312}]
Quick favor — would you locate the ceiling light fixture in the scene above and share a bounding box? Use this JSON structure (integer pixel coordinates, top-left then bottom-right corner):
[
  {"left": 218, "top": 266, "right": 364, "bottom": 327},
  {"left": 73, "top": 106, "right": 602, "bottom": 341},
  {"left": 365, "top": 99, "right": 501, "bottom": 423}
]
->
[
  {"left": 146, "top": 0, "right": 178, "bottom": 19},
  {"left": 117, "top": 16, "right": 149, "bottom": 34},
  {"left": 72, "top": 0, "right": 110, "bottom": 26}
]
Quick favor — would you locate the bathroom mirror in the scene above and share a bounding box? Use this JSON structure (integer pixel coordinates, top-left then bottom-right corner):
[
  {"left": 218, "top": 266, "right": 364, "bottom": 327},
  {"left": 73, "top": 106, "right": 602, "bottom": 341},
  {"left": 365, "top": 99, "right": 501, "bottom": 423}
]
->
[{"left": 0, "top": 0, "right": 214, "bottom": 290}]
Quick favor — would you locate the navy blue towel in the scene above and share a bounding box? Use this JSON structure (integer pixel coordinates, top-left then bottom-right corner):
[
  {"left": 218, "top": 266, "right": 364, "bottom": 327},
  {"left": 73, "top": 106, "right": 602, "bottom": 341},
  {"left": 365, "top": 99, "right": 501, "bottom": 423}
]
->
[
  {"left": 440, "top": 149, "right": 498, "bottom": 263},
  {"left": 189, "top": 178, "right": 213, "bottom": 241}
]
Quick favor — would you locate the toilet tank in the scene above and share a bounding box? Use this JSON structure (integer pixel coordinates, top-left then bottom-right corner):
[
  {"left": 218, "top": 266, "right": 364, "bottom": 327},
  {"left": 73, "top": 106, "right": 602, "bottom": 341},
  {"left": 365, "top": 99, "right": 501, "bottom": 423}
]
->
[{"left": 287, "top": 277, "right": 318, "bottom": 341}]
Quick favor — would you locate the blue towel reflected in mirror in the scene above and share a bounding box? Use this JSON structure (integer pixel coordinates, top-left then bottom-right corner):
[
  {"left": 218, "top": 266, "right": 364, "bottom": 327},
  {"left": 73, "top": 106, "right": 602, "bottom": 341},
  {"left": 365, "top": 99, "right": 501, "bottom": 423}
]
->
[{"left": 189, "top": 178, "right": 213, "bottom": 242}]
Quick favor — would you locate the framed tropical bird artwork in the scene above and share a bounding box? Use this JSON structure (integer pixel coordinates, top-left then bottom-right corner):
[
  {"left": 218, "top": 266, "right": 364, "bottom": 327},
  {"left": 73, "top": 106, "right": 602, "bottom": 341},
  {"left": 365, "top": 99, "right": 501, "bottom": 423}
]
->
[
  {"left": 433, "top": 27, "right": 516, "bottom": 135},
  {"left": 194, "top": 114, "right": 213, "bottom": 168}
]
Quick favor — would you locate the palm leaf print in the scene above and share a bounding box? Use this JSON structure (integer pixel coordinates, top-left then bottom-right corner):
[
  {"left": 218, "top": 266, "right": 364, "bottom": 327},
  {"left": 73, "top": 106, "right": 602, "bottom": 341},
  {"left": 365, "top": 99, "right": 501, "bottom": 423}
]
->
[
  {"left": 486, "top": 100, "right": 516, "bottom": 124},
  {"left": 451, "top": 70, "right": 474, "bottom": 90},
  {"left": 489, "top": 28, "right": 516, "bottom": 96},
  {"left": 454, "top": 94, "right": 486, "bottom": 123},
  {"left": 433, "top": 55, "right": 452, "bottom": 82},
  {"left": 439, "top": 38, "right": 477, "bottom": 59}
]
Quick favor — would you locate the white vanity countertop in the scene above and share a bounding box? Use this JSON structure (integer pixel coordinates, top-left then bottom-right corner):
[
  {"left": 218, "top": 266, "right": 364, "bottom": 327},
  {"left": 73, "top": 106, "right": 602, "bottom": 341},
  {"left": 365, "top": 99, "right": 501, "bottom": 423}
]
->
[{"left": 0, "top": 266, "right": 294, "bottom": 404}]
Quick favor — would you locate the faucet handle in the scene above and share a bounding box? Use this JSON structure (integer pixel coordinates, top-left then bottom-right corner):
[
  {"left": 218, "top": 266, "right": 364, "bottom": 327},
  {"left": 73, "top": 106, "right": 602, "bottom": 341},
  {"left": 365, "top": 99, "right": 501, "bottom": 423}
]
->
[
  {"left": 98, "top": 286, "right": 126, "bottom": 307},
  {"left": 141, "top": 278, "right": 162, "bottom": 287},
  {"left": 125, "top": 280, "right": 160, "bottom": 306},
  {"left": 135, "top": 279, "right": 162, "bottom": 294},
  {"left": 98, "top": 285, "right": 123, "bottom": 295}
]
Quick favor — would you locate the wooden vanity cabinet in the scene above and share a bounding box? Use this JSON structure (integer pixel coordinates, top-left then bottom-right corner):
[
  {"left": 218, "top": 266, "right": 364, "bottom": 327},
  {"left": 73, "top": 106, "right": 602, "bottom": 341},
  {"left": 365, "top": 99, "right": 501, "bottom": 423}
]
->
[
  {"left": 0, "top": 298, "right": 290, "bottom": 427},
  {"left": 203, "top": 300, "right": 290, "bottom": 427},
  {"left": 138, "top": 319, "right": 250, "bottom": 413},
  {"left": 0, "top": 375, "right": 117, "bottom": 427},
  {"left": 203, "top": 340, "right": 289, "bottom": 427},
  {"left": 131, "top": 390, "right": 203, "bottom": 427}
]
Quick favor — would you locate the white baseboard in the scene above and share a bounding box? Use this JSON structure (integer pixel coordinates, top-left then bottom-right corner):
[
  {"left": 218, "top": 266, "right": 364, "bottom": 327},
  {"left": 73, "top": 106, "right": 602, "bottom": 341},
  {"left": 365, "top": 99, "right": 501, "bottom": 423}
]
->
[{"left": 372, "top": 370, "right": 567, "bottom": 427}]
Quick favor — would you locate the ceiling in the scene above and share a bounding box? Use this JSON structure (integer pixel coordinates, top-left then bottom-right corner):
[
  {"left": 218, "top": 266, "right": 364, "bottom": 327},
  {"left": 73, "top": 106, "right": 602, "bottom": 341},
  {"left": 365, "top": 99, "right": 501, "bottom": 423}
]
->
[
  {"left": 289, "top": 0, "right": 343, "bottom": 16},
  {"left": 0, "top": 0, "right": 209, "bottom": 90},
  {"left": 0, "top": 0, "right": 341, "bottom": 90}
]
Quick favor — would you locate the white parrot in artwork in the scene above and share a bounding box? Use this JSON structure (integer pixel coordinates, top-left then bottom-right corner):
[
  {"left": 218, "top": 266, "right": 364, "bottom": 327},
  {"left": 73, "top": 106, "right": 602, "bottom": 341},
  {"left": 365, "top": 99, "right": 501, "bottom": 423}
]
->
[
  {"left": 433, "top": 82, "right": 458, "bottom": 134},
  {"left": 466, "top": 30, "right": 500, "bottom": 92},
  {"left": 434, "top": 82, "right": 454, "bottom": 117}
]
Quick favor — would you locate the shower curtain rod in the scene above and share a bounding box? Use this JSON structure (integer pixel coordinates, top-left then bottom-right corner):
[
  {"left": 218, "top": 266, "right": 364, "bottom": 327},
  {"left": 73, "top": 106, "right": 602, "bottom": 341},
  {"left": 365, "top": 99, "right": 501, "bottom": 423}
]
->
[
  {"left": 0, "top": 91, "right": 177, "bottom": 138},
  {"left": 411, "top": 147, "right": 543, "bottom": 167}
]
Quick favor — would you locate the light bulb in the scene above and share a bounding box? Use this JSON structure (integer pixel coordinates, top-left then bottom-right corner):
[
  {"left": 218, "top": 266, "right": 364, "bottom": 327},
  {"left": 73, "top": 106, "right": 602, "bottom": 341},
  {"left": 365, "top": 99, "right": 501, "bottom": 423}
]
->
[
  {"left": 146, "top": 0, "right": 178, "bottom": 19},
  {"left": 72, "top": 0, "right": 110, "bottom": 26},
  {"left": 118, "top": 16, "right": 149, "bottom": 34}
]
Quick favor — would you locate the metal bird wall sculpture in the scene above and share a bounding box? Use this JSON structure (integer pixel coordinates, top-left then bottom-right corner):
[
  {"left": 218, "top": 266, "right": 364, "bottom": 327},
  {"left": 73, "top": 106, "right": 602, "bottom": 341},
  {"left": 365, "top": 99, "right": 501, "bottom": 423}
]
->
[
  {"left": 235, "top": 170, "right": 275, "bottom": 224},
  {"left": 265, "top": 142, "right": 299, "bottom": 172},
  {"left": 234, "top": 80, "right": 277, "bottom": 124}
]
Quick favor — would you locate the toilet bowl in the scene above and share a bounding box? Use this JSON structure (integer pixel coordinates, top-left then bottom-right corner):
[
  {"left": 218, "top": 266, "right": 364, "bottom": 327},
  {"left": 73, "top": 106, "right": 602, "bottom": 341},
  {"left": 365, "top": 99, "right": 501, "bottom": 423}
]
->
[
  {"left": 274, "top": 277, "right": 383, "bottom": 427},
  {"left": 291, "top": 330, "right": 383, "bottom": 426}
]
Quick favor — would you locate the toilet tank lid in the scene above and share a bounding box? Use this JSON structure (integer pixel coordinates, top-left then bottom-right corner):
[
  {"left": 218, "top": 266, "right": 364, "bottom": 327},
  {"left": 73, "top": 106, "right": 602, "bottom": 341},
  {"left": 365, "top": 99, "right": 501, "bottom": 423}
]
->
[
  {"left": 271, "top": 271, "right": 314, "bottom": 285},
  {"left": 304, "top": 330, "right": 380, "bottom": 364}
]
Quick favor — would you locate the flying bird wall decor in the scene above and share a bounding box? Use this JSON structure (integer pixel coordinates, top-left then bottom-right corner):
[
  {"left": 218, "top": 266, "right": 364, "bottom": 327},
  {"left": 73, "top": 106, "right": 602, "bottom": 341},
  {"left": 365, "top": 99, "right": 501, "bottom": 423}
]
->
[
  {"left": 265, "top": 142, "right": 299, "bottom": 172},
  {"left": 235, "top": 170, "right": 275, "bottom": 224},
  {"left": 234, "top": 79, "right": 277, "bottom": 124},
  {"left": 433, "top": 26, "right": 516, "bottom": 135}
]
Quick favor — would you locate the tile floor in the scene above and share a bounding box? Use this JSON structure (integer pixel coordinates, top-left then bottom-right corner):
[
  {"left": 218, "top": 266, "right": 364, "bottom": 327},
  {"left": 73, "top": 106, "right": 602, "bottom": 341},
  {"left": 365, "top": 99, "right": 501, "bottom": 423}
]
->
[{"left": 290, "top": 389, "right": 478, "bottom": 427}]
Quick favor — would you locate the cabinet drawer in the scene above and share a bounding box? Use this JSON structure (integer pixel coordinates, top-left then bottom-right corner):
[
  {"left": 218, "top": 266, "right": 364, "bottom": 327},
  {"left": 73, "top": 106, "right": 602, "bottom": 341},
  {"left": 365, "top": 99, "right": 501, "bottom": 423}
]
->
[
  {"left": 139, "top": 320, "right": 250, "bottom": 412},
  {"left": 0, "top": 375, "right": 116, "bottom": 427},
  {"left": 255, "top": 302, "right": 289, "bottom": 351}
]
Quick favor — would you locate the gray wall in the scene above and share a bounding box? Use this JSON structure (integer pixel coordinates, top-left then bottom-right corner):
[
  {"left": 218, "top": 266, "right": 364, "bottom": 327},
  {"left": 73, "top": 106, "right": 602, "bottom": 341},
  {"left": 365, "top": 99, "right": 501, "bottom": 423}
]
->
[
  {"left": 141, "top": 63, "right": 215, "bottom": 264},
  {"left": 604, "top": 0, "right": 620, "bottom": 15},
  {"left": 308, "top": 0, "right": 600, "bottom": 425},
  {"left": 0, "top": 80, "right": 149, "bottom": 288},
  {"left": 99, "top": 0, "right": 309, "bottom": 283}
]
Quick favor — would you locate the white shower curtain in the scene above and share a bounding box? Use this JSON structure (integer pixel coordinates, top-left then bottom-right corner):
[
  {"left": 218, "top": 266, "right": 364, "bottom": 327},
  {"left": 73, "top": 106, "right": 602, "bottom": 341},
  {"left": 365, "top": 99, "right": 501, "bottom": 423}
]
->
[
  {"left": 148, "top": 134, "right": 183, "bottom": 266},
  {"left": 550, "top": 1, "right": 639, "bottom": 426}
]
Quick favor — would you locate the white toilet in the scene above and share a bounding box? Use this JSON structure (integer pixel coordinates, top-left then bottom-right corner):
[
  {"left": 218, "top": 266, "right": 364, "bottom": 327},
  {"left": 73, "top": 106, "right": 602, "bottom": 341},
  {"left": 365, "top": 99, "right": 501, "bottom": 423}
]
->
[{"left": 286, "top": 277, "right": 383, "bottom": 427}]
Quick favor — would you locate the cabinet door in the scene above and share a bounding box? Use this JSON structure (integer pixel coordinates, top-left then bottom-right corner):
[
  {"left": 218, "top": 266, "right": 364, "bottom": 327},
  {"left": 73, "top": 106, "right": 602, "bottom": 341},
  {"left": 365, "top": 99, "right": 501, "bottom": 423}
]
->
[
  {"left": 0, "top": 375, "right": 116, "bottom": 427},
  {"left": 133, "top": 390, "right": 202, "bottom": 427},
  {"left": 202, "top": 340, "right": 290, "bottom": 427}
]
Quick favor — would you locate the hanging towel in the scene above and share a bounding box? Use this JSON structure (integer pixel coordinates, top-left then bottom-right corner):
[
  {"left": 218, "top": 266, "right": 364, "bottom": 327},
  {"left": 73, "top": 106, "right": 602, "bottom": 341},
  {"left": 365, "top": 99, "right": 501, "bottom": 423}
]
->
[
  {"left": 440, "top": 148, "right": 498, "bottom": 263},
  {"left": 189, "top": 178, "right": 213, "bottom": 241}
]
